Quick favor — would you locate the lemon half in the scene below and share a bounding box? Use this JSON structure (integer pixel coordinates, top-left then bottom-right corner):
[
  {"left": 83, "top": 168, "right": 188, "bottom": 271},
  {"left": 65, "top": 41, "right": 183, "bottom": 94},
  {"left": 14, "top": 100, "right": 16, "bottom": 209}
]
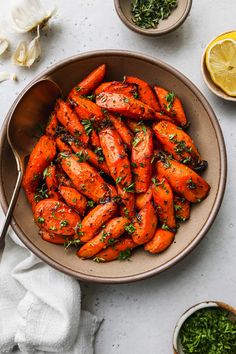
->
[{"left": 205, "top": 32, "right": 236, "bottom": 97}]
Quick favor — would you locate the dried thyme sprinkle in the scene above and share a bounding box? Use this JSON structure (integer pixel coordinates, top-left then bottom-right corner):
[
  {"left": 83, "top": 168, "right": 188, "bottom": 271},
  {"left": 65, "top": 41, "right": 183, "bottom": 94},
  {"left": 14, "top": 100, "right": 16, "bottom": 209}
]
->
[
  {"left": 131, "top": 0, "right": 178, "bottom": 29},
  {"left": 180, "top": 307, "right": 236, "bottom": 354}
]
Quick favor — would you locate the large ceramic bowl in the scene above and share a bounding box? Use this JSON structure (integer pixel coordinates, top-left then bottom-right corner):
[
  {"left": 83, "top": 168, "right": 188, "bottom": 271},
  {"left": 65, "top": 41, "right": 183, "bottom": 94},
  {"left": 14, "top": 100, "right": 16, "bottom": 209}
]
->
[{"left": 0, "top": 50, "right": 227, "bottom": 283}]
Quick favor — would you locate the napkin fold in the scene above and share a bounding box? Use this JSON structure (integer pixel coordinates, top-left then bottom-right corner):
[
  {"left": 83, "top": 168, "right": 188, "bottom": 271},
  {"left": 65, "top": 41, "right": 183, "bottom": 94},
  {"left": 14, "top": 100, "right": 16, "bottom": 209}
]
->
[{"left": 0, "top": 230, "right": 101, "bottom": 354}]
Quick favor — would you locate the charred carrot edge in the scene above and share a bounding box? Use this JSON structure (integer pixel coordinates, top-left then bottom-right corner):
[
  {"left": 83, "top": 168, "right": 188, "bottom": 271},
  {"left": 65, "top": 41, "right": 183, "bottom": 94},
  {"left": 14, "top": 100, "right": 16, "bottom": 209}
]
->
[
  {"left": 80, "top": 202, "right": 117, "bottom": 242},
  {"left": 155, "top": 111, "right": 175, "bottom": 122},
  {"left": 99, "top": 127, "right": 132, "bottom": 187},
  {"left": 156, "top": 158, "right": 210, "bottom": 203},
  {"left": 96, "top": 92, "right": 155, "bottom": 120},
  {"left": 144, "top": 229, "right": 175, "bottom": 254},
  {"left": 152, "top": 177, "right": 176, "bottom": 229},
  {"left": 46, "top": 112, "right": 58, "bottom": 136},
  {"left": 55, "top": 99, "right": 89, "bottom": 145},
  {"left": 154, "top": 86, "right": 187, "bottom": 127},
  {"left": 95, "top": 237, "right": 137, "bottom": 262},
  {"left": 109, "top": 114, "right": 133, "bottom": 148},
  {"left": 68, "top": 64, "right": 106, "bottom": 98},
  {"left": 71, "top": 96, "right": 105, "bottom": 122},
  {"left": 56, "top": 137, "right": 72, "bottom": 153},
  {"left": 99, "top": 81, "right": 138, "bottom": 98},
  {"left": 131, "top": 127, "right": 153, "bottom": 193},
  {"left": 78, "top": 217, "right": 129, "bottom": 259},
  {"left": 135, "top": 185, "right": 153, "bottom": 210},
  {"left": 45, "top": 165, "right": 61, "bottom": 200},
  {"left": 125, "top": 76, "right": 160, "bottom": 111},
  {"left": 132, "top": 201, "right": 158, "bottom": 245},
  {"left": 174, "top": 195, "right": 191, "bottom": 222},
  {"left": 34, "top": 199, "right": 80, "bottom": 236},
  {"left": 60, "top": 154, "right": 109, "bottom": 202},
  {"left": 59, "top": 185, "right": 87, "bottom": 216}
]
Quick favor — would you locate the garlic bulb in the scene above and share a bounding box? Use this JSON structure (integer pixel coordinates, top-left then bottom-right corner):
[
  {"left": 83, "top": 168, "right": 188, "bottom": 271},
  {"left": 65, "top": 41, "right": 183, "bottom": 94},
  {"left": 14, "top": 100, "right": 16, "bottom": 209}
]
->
[
  {"left": 12, "top": 25, "right": 41, "bottom": 67},
  {"left": 0, "top": 71, "right": 17, "bottom": 83},
  {"left": 10, "top": 0, "right": 56, "bottom": 33},
  {"left": 0, "top": 38, "right": 9, "bottom": 57}
]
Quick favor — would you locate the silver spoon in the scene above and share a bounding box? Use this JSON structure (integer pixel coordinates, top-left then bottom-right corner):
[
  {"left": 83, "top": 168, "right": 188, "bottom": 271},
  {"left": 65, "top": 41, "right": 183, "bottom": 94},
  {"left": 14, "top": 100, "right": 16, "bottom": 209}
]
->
[{"left": 0, "top": 78, "right": 62, "bottom": 244}]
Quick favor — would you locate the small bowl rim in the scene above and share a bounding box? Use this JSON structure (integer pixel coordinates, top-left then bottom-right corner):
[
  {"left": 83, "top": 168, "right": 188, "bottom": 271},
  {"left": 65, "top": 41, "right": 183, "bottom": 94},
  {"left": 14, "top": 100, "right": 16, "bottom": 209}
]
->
[
  {"left": 173, "top": 300, "right": 236, "bottom": 353},
  {"left": 114, "top": 0, "right": 192, "bottom": 36},
  {"left": 201, "top": 29, "right": 236, "bottom": 102}
]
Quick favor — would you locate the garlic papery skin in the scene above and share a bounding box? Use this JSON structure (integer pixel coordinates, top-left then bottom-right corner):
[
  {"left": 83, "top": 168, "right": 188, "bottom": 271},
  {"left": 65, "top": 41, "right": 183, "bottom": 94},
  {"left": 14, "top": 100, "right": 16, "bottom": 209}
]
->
[
  {"left": 12, "top": 25, "right": 41, "bottom": 67},
  {"left": 0, "top": 71, "right": 17, "bottom": 83},
  {"left": 10, "top": 0, "right": 56, "bottom": 33},
  {"left": 0, "top": 38, "right": 9, "bottom": 57}
]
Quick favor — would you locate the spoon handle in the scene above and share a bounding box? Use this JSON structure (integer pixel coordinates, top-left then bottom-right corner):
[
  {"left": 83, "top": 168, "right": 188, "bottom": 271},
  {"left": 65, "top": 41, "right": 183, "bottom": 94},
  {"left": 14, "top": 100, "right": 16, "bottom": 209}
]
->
[{"left": 0, "top": 170, "right": 23, "bottom": 244}]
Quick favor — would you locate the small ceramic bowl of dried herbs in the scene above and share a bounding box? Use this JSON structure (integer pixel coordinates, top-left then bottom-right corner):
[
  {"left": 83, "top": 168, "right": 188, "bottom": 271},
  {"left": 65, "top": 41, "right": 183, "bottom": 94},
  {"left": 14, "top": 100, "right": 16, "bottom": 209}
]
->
[
  {"left": 114, "top": 0, "right": 192, "bottom": 36},
  {"left": 173, "top": 301, "right": 236, "bottom": 354}
]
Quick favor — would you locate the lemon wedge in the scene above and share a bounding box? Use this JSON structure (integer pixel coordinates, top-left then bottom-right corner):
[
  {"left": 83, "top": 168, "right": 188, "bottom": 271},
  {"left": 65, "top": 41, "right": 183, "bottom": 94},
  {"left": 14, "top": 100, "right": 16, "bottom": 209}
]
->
[{"left": 206, "top": 35, "right": 236, "bottom": 97}]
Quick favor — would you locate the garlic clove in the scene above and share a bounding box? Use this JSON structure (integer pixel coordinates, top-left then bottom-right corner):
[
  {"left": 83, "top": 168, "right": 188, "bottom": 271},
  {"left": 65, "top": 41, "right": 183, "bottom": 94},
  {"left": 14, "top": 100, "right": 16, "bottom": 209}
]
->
[
  {"left": 0, "top": 71, "right": 17, "bottom": 83},
  {"left": 0, "top": 38, "right": 9, "bottom": 57},
  {"left": 12, "top": 26, "right": 41, "bottom": 67},
  {"left": 10, "top": 0, "right": 56, "bottom": 33}
]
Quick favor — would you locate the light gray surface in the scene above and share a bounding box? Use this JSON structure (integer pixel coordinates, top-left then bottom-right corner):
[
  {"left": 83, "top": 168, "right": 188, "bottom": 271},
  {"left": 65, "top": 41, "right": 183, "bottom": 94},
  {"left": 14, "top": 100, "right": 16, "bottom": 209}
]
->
[{"left": 0, "top": 1, "right": 235, "bottom": 353}]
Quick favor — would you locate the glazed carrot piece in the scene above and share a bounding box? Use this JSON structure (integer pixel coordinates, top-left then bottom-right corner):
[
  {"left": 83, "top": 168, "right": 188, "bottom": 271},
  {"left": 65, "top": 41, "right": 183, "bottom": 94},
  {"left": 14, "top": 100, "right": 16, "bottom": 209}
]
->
[
  {"left": 56, "top": 100, "right": 88, "bottom": 145},
  {"left": 71, "top": 96, "right": 104, "bottom": 122},
  {"left": 45, "top": 165, "right": 61, "bottom": 200},
  {"left": 125, "top": 76, "right": 160, "bottom": 111},
  {"left": 99, "top": 127, "right": 132, "bottom": 187},
  {"left": 90, "top": 130, "right": 101, "bottom": 149},
  {"left": 95, "top": 237, "right": 137, "bottom": 262},
  {"left": 109, "top": 114, "right": 134, "bottom": 148},
  {"left": 22, "top": 135, "right": 56, "bottom": 209},
  {"left": 96, "top": 92, "right": 155, "bottom": 120},
  {"left": 155, "top": 111, "right": 175, "bottom": 122},
  {"left": 126, "top": 120, "right": 141, "bottom": 133},
  {"left": 56, "top": 137, "right": 72, "bottom": 153},
  {"left": 78, "top": 217, "right": 129, "bottom": 259},
  {"left": 56, "top": 169, "right": 74, "bottom": 188},
  {"left": 107, "top": 183, "right": 118, "bottom": 198},
  {"left": 117, "top": 185, "right": 135, "bottom": 218},
  {"left": 59, "top": 186, "right": 87, "bottom": 216},
  {"left": 41, "top": 230, "right": 70, "bottom": 245},
  {"left": 156, "top": 158, "right": 210, "bottom": 203},
  {"left": 60, "top": 154, "right": 109, "bottom": 202},
  {"left": 153, "top": 121, "right": 207, "bottom": 171},
  {"left": 46, "top": 112, "right": 58, "bottom": 136},
  {"left": 79, "top": 202, "right": 117, "bottom": 242},
  {"left": 132, "top": 202, "right": 158, "bottom": 245},
  {"left": 131, "top": 127, "right": 153, "bottom": 193},
  {"left": 135, "top": 185, "right": 152, "bottom": 210},
  {"left": 152, "top": 178, "right": 176, "bottom": 229},
  {"left": 144, "top": 229, "right": 175, "bottom": 254},
  {"left": 69, "top": 141, "right": 110, "bottom": 175},
  {"left": 100, "top": 81, "right": 138, "bottom": 98},
  {"left": 154, "top": 86, "right": 187, "bottom": 127},
  {"left": 68, "top": 64, "right": 106, "bottom": 99},
  {"left": 34, "top": 199, "right": 80, "bottom": 235},
  {"left": 94, "top": 82, "right": 112, "bottom": 96},
  {"left": 174, "top": 195, "right": 191, "bottom": 222}
]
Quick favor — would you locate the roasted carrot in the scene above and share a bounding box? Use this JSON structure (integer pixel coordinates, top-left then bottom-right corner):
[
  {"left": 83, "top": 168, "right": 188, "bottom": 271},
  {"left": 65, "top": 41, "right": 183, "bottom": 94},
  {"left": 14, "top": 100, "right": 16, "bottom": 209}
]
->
[
  {"left": 56, "top": 100, "right": 88, "bottom": 145},
  {"left": 22, "top": 135, "right": 56, "bottom": 209},
  {"left": 41, "top": 230, "right": 70, "bottom": 245},
  {"left": 97, "top": 81, "right": 138, "bottom": 98},
  {"left": 56, "top": 137, "right": 72, "bottom": 153},
  {"left": 125, "top": 76, "right": 160, "bottom": 111},
  {"left": 174, "top": 195, "right": 191, "bottom": 222},
  {"left": 153, "top": 121, "right": 207, "bottom": 171},
  {"left": 109, "top": 114, "right": 133, "bottom": 149},
  {"left": 45, "top": 165, "right": 61, "bottom": 200},
  {"left": 152, "top": 177, "right": 176, "bottom": 229},
  {"left": 131, "top": 127, "right": 153, "bottom": 193},
  {"left": 60, "top": 154, "right": 109, "bottom": 202},
  {"left": 132, "top": 202, "right": 158, "bottom": 245},
  {"left": 96, "top": 92, "right": 155, "bottom": 120},
  {"left": 59, "top": 185, "right": 87, "bottom": 215},
  {"left": 135, "top": 185, "right": 153, "bottom": 210},
  {"left": 95, "top": 237, "right": 137, "bottom": 262},
  {"left": 155, "top": 111, "right": 175, "bottom": 122},
  {"left": 79, "top": 202, "right": 117, "bottom": 242},
  {"left": 90, "top": 130, "right": 101, "bottom": 149},
  {"left": 71, "top": 96, "right": 104, "bottom": 122},
  {"left": 56, "top": 169, "right": 74, "bottom": 188},
  {"left": 34, "top": 199, "right": 80, "bottom": 235},
  {"left": 94, "top": 82, "right": 112, "bottom": 96},
  {"left": 144, "top": 229, "right": 175, "bottom": 254},
  {"left": 117, "top": 185, "right": 135, "bottom": 218},
  {"left": 68, "top": 64, "right": 106, "bottom": 99},
  {"left": 78, "top": 217, "right": 129, "bottom": 258},
  {"left": 107, "top": 183, "right": 118, "bottom": 198},
  {"left": 126, "top": 120, "right": 142, "bottom": 133},
  {"left": 46, "top": 112, "right": 58, "bottom": 136},
  {"left": 99, "top": 127, "right": 132, "bottom": 187},
  {"left": 69, "top": 141, "right": 110, "bottom": 175},
  {"left": 156, "top": 158, "right": 210, "bottom": 203},
  {"left": 154, "top": 86, "right": 187, "bottom": 127}
]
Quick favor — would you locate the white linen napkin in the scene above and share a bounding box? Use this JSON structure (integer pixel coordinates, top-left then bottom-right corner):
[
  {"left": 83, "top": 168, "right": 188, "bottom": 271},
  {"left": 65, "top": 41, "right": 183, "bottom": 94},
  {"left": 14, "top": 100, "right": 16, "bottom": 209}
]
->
[{"left": 0, "top": 229, "right": 101, "bottom": 354}]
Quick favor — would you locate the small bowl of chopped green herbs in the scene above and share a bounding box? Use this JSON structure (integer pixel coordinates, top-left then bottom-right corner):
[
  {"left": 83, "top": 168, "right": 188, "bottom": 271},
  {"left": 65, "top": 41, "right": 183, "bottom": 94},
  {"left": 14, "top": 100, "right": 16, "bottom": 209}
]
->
[
  {"left": 114, "top": 0, "right": 192, "bottom": 36},
  {"left": 173, "top": 301, "right": 236, "bottom": 354}
]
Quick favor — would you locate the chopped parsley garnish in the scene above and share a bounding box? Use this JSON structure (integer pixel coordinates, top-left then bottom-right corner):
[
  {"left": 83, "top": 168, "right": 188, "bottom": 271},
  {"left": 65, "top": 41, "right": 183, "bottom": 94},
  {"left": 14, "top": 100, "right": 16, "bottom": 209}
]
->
[
  {"left": 118, "top": 248, "right": 132, "bottom": 261},
  {"left": 125, "top": 223, "right": 136, "bottom": 234},
  {"left": 100, "top": 231, "right": 111, "bottom": 242},
  {"left": 87, "top": 200, "right": 95, "bottom": 208},
  {"left": 123, "top": 183, "right": 135, "bottom": 193},
  {"left": 131, "top": 162, "right": 138, "bottom": 168},
  {"left": 162, "top": 223, "right": 170, "bottom": 231},
  {"left": 187, "top": 178, "right": 197, "bottom": 190},
  {"left": 34, "top": 183, "right": 49, "bottom": 202},
  {"left": 81, "top": 120, "right": 94, "bottom": 135},
  {"left": 133, "top": 91, "right": 139, "bottom": 99},
  {"left": 165, "top": 91, "right": 175, "bottom": 111},
  {"left": 174, "top": 204, "right": 182, "bottom": 211},
  {"left": 116, "top": 176, "right": 123, "bottom": 184},
  {"left": 60, "top": 220, "right": 69, "bottom": 229},
  {"left": 37, "top": 217, "right": 45, "bottom": 224},
  {"left": 108, "top": 238, "right": 116, "bottom": 245},
  {"left": 64, "top": 238, "right": 82, "bottom": 250},
  {"left": 132, "top": 136, "right": 141, "bottom": 147},
  {"left": 93, "top": 257, "right": 105, "bottom": 263},
  {"left": 75, "top": 150, "right": 89, "bottom": 162}
]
